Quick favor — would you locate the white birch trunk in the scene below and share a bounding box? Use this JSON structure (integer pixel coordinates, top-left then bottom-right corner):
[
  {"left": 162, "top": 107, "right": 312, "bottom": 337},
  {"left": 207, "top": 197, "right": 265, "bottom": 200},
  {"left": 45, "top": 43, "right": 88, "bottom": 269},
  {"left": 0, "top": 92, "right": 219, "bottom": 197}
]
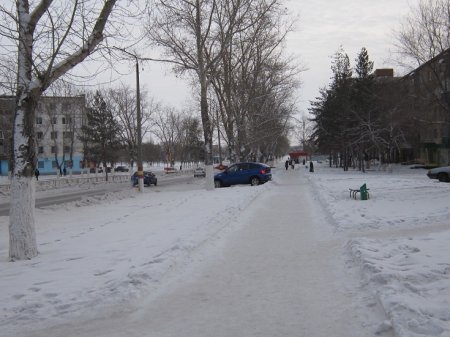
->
[
  {"left": 9, "top": 1, "right": 39, "bottom": 260},
  {"left": 9, "top": 176, "right": 37, "bottom": 260},
  {"left": 205, "top": 164, "right": 214, "bottom": 190},
  {"left": 8, "top": 0, "right": 118, "bottom": 260}
]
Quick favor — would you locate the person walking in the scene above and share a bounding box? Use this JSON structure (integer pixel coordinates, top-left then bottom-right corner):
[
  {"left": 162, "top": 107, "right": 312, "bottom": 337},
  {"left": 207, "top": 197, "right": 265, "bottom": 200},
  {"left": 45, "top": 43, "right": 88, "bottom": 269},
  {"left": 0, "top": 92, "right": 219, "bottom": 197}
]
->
[
  {"left": 309, "top": 161, "right": 314, "bottom": 172},
  {"left": 285, "top": 160, "right": 289, "bottom": 170},
  {"left": 34, "top": 168, "right": 40, "bottom": 181}
]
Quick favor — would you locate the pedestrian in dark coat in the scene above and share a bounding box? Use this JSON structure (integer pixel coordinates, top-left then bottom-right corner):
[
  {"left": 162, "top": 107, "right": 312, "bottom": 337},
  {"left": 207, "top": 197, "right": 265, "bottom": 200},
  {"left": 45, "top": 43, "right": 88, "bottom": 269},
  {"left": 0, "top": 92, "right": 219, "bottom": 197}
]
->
[
  {"left": 309, "top": 161, "right": 314, "bottom": 172},
  {"left": 285, "top": 160, "right": 289, "bottom": 170},
  {"left": 34, "top": 168, "right": 40, "bottom": 181}
]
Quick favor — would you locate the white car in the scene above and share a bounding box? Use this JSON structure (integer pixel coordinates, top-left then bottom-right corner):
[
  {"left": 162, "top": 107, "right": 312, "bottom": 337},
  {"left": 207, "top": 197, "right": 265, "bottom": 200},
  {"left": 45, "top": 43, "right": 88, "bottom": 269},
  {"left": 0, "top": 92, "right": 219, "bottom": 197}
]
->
[
  {"left": 194, "top": 167, "right": 206, "bottom": 177},
  {"left": 427, "top": 166, "right": 450, "bottom": 182}
]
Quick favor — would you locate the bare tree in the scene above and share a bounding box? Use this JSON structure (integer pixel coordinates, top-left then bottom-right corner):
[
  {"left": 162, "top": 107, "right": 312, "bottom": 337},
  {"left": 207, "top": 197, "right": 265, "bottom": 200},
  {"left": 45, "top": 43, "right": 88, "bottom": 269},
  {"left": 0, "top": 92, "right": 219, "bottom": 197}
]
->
[
  {"left": 0, "top": 56, "right": 16, "bottom": 95},
  {"left": 152, "top": 107, "right": 182, "bottom": 167},
  {"left": 393, "top": 0, "right": 450, "bottom": 68},
  {"left": 393, "top": 0, "right": 450, "bottom": 117},
  {"left": 107, "top": 84, "right": 158, "bottom": 169},
  {"left": 146, "top": 0, "right": 244, "bottom": 189},
  {"left": 0, "top": 1, "right": 122, "bottom": 260},
  {"left": 206, "top": 0, "right": 299, "bottom": 162}
]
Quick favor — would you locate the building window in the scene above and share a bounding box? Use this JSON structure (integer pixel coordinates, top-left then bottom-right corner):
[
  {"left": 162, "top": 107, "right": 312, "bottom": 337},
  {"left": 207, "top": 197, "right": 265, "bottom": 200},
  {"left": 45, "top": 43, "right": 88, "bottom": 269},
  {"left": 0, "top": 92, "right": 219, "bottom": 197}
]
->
[
  {"left": 62, "top": 103, "right": 71, "bottom": 111},
  {"left": 38, "top": 146, "right": 44, "bottom": 154},
  {"left": 51, "top": 146, "right": 56, "bottom": 153},
  {"left": 38, "top": 161, "right": 44, "bottom": 169},
  {"left": 51, "top": 117, "right": 57, "bottom": 125},
  {"left": 51, "top": 131, "right": 57, "bottom": 139},
  {"left": 36, "top": 131, "right": 43, "bottom": 140},
  {"left": 36, "top": 117, "right": 43, "bottom": 124},
  {"left": 0, "top": 131, "right": 3, "bottom": 153},
  {"left": 63, "top": 131, "right": 73, "bottom": 139}
]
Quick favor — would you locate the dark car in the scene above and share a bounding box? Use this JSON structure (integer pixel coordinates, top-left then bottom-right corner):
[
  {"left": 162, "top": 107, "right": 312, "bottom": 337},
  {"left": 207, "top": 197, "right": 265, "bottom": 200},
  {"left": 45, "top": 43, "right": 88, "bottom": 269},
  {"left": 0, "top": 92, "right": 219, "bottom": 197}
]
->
[
  {"left": 131, "top": 171, "right": 157, "bottom": 186},
  {"left": 90, "top": 167, "right": 106, "bottom": 173},
  {"left": 427, "top": 165, "right": 450, "bottom": 182},
  {"left": 214, "top": 162, "right": 272, "bottom": 188},
  {"left": 114, "top": 166, "right": 129, "bottom": 172}
]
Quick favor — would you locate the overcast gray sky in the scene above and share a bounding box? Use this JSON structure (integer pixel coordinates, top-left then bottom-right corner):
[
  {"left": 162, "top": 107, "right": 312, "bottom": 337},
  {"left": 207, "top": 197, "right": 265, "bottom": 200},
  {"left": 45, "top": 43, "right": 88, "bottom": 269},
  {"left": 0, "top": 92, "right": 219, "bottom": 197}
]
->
[
  {"left": 287, "top": 0, "right": 415, "bottom": 113},
  {"left": 117, "top": 0, "right": 416, "bottom": 116}
]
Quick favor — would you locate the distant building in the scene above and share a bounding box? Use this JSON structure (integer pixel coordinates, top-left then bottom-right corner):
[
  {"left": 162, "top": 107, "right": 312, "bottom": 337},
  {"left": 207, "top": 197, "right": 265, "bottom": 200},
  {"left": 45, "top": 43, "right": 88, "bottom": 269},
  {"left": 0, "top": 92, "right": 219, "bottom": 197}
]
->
[
  {"left": 0, "top": 96, "right": 14, "bottom": 175},
  {"left": 0, "top": 95, "right": 87, "bottom": 175},
  {"left": 374, "top": 68, "right": 394, "bottom": 78},
  {"left": 404, "top": 48, "right": 450, "bottom": 166}
]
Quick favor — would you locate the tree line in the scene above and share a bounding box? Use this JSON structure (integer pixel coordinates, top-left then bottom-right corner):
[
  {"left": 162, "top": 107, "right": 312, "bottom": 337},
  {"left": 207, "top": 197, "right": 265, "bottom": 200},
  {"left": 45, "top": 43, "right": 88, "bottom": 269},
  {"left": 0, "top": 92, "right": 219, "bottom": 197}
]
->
[
  {"left": 309, "top": 0, "right": 450, "bottom": 171},
  {"left": 79, "top": 87, "right": 205, "bottom": 172},
  {"left": 309, "top": 47, "right": 414, "bottom": 170}
]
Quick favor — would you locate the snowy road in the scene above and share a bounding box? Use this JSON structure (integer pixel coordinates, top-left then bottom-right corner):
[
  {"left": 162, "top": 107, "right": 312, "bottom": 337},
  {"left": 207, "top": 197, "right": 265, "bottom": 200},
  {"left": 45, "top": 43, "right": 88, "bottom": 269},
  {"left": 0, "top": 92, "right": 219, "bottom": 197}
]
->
[{"left": 19, "top": 168, "right": 391, "bottom": 337}]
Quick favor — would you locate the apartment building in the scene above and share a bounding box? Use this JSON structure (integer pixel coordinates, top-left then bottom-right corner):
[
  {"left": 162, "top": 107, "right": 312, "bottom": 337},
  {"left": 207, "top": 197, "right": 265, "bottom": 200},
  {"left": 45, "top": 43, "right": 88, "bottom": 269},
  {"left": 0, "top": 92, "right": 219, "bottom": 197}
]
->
[
  {"left": 0, "top": 96, "right": 14, "bottom": 175},
  {"left": 404, "top": 48, "right": 450, "bottom": 166},
  {"left": 0, "top": 95, "right": 86, "bottom": 175}
]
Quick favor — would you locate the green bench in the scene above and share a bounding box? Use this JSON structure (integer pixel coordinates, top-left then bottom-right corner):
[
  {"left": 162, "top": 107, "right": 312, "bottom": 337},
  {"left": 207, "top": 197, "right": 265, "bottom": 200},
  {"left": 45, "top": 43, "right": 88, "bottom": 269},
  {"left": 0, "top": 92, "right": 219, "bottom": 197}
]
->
[{"left": 349, "top": 184, "right": 370, "bottom": 200}]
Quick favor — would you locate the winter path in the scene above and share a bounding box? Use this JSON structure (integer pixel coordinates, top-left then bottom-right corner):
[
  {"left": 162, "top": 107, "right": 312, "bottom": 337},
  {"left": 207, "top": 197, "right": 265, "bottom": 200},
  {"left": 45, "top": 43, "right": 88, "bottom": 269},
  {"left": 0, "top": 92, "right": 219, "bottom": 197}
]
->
[{"left": 14, "top": 167, "right": 390, "bottom": 337}]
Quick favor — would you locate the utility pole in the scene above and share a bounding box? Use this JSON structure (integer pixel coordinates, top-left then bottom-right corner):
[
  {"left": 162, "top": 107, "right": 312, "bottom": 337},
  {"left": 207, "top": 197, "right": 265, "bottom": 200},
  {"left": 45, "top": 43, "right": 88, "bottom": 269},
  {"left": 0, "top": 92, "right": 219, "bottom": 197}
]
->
[
  {"left": 135, "top": 57, "right": 144, "bottom": 192},
  {"left": 112, "top": 47, "right": 145, "bottom": 191}
]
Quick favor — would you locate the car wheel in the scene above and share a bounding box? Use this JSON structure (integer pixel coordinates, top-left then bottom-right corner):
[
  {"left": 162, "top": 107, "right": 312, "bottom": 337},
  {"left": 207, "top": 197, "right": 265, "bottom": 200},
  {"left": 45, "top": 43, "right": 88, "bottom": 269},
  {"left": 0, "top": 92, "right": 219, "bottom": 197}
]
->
[
  {"left": 250, "top": 176, "right": 260, "bottom": 186},
  {"left": 437, "top": 172, "right": 449, "bottom": 182},
  {"left": 214, "top": 180, "right": 222, "bottom": 188}
]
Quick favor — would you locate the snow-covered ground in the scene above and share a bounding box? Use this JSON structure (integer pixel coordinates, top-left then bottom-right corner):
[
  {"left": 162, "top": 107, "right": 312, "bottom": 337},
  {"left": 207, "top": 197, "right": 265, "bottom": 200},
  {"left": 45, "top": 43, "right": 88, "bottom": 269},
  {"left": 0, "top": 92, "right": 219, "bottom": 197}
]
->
[
  {"left": 0, "top": 162, "right": 449, "bottom": 337},
  {"left": 307, "top": 164, "right": 450, "bottom": 337}
]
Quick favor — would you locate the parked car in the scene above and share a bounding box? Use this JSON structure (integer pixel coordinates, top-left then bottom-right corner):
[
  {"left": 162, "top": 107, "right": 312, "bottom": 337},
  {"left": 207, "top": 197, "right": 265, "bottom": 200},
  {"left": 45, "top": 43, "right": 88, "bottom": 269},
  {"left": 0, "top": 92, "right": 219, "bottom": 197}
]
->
[
  {"left": 427, "top": 166, "right": 450, "bottom": 182},
  {"left": 131, "top": 171, "right": 157, "bottom": 186},
  {"left": 114, "top": 166, "right": 129, "bottom": 172},
  {"left": 214, "top": 163, "right": 228, "bottom": 170},
  {"left": 90, "top": 167, "right": 103, "bottom": 173},
  {"left": 194, "top": 167, "right": 206, "bottom": 177},
  {"left": 214, "top": 162, "right": 272, "bottom": 188}
]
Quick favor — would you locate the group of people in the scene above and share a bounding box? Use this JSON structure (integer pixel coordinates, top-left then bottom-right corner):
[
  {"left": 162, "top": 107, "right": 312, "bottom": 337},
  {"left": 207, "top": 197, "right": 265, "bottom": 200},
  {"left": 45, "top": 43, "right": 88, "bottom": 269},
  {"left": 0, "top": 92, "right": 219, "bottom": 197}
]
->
[
  {"left": 285, "top": 157, "right": 314, "bottom": 172},
  {"left": 285, "top": 158, "right": 295, "bottom": 170},
  {"left": 34, "top": 166, "right": 68, "bottom": 181}
]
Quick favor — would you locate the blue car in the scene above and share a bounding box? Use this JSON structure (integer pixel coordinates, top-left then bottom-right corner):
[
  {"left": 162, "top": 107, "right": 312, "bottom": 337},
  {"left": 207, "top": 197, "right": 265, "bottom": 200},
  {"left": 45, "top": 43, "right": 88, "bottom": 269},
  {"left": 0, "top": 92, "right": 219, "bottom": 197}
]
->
[
  {"left": 131, "top": 171, "right": 157, "bottom": 187},
  {"left": 214, "top": 162, "right": 272, "bottom": 188}
]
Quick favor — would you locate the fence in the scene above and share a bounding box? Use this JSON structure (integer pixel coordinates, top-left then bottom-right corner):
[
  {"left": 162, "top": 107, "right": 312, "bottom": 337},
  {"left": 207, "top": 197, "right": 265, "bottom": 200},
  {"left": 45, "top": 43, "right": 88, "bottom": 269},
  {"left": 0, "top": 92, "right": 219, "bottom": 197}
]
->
[{"left": 0, "top": 173, "right": 131, "bottom": 196}]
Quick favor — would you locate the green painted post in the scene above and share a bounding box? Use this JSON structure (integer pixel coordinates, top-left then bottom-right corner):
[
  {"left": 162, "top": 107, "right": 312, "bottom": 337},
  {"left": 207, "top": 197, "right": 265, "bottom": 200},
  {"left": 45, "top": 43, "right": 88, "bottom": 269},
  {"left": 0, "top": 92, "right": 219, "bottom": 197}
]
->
[{"left": 360, "top": 183, "right": 368, "bottom": 200}]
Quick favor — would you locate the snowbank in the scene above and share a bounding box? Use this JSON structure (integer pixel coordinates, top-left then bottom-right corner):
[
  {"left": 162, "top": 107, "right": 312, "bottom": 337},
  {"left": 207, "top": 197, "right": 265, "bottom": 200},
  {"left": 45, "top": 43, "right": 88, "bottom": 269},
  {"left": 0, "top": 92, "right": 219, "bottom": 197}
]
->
[
  {"left": 0, "top": 180, "right": 270, "bottom": 335},
  {"left": 306, "top": 163, "right": 450, "bottom": 337}
]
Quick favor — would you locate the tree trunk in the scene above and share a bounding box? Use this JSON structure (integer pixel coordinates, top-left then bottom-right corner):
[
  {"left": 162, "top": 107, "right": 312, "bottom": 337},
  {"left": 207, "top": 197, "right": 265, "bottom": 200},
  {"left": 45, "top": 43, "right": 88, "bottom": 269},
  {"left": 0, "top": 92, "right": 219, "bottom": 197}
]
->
[
  {"left": 200, "top": 76, "right": 214, "bottom": 190},
  {"left": 10, "top": 94, "right": 39, "bottom": 260},
  {"left": 195, "top": 0, "right": 214, "bottom": 191}
]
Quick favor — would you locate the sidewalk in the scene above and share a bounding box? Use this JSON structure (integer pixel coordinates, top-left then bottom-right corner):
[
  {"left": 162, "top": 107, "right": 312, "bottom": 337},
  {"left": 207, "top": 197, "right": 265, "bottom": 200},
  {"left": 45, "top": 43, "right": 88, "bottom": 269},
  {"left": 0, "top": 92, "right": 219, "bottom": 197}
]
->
[
  {"left": 22, "top": 166, "right": 389, "bottom": 337},
  {"left": 127, "top": 168, "right": 383, "bottom": 337}
]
